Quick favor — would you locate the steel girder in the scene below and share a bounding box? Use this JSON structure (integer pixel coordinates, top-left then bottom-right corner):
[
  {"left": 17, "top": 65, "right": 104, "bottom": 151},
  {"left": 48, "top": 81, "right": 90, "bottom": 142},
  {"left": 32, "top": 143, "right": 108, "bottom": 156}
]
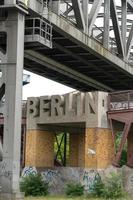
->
[{"left": 56, "top": 0, "right": 133, "bottom": 63}]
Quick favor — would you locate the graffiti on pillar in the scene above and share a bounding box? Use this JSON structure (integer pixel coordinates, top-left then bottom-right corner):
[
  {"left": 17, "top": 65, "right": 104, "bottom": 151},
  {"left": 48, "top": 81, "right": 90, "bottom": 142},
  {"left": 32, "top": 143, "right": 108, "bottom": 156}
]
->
[
  {"left": 0, "top": 161, "right": 12, "bottom": 181},
  {"left": 41, "top": 170, "right": 60, "bottom": 186},
  {"left": 82, "top": 170, "right": 101, "bottom": 192},
  {"left": 21, "top": 166, "right": 37, "bottom": 177}
]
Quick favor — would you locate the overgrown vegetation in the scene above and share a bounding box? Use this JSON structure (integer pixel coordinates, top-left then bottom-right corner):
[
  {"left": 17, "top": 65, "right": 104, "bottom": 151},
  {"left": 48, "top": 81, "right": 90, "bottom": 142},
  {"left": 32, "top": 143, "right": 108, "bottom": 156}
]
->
[
  {"left": 65, "top": 182, "right": 84, "bottom": 197},
  {"left": 54, "top": 132, "right": 70, "bottom": 166},
  {"left": 115, "top": 132, "right": 127, "bottom": 166},
  {"left": 103, "top": 173, "right": 125, "bottom": 199},
  {"left": 91, "top": 172, "right": 125, "bottom": 199},
  {"left": 20, "top": 174, "right": 49, "bottom": 197},
  {"left": 90, "top": 175, "right": 104, "bottom": 198},
  {"left": 20, "top": 171, "right": 126, "bottom": 199},
  {"left": 25, "top": 195, "right": 132, "bottom": 200}
]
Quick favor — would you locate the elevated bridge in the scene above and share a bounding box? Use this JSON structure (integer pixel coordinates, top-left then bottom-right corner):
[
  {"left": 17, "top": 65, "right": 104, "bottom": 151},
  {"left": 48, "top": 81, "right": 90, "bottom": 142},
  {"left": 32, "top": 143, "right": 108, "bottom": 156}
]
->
[
  {"left": 1, "top": 0, "right": 133, "bottom": 91},
  {"left": 1, "top": 0, "right": 133, "bottom": 198}
]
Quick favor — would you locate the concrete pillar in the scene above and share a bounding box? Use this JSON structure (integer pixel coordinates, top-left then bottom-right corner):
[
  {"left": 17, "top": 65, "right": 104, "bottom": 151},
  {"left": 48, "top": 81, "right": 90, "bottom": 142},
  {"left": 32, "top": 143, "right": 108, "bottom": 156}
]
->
[
  {"left": 85, "top": 92, "right": 115, "bottom": 169},
  {"left": 85, "top": 128, "right": 114, "bottom": 168},
  {"left": 0, "top": 10, "right": 25, "bottom": 199},
  {"left": 25, "top": 130, "right": 54, "bottom": 168},
  {"left": 69, "top": 132, "right": 85, "bottom": 167},
  {"left": 127, "top": 128, "right": 133, "bottom": 167},
  {"left": 69, "top": 133, "right": 78, "bottom": 167}
]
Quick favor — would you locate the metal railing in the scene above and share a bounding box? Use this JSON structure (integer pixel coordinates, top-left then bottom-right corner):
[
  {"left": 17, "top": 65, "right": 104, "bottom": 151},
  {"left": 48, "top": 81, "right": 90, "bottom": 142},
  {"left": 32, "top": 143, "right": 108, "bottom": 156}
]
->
[
  {"left": 108, "top": 90, "right": 133, "bottom": 111},
  {"left": 25, "top": 17, "right": 52, "bottom": 48}
]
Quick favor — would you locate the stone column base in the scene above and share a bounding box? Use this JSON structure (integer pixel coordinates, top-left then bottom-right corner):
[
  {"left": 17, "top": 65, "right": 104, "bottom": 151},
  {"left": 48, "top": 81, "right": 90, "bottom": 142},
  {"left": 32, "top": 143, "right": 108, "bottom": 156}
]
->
[
  {"left": 85, "top": 128, "right": 115, "bottom": 168},
  {"left": 0, "top": 192, "right": 24, "bottom": 200},
  {"left": 69, "top": 132, "right": 85, "bottom": 167},
  {"left": 25, "top": 129, "right": 54, "bottom": 167}
]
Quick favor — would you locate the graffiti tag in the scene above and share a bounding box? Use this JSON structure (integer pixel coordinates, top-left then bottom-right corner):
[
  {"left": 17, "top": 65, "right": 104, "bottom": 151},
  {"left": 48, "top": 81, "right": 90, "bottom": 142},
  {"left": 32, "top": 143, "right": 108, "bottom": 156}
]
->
[{"left": 21, "top": 166, "right": 37, "bottom": 177}]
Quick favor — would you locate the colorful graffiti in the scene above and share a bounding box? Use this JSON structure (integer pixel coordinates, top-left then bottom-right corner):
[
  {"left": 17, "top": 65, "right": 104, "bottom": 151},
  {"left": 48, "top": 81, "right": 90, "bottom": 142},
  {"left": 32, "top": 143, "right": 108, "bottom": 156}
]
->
[
  {"left": 41, "top": 170, "right": 60, "bottom": 186},
  {"left": 0, "top": 161, "right": 12, "bottom": 181},
  {"left": 21, "top": 167, "right": 102, "bottom": 194},
  {"left": 82, "top": 170, "right": 101, "bottom": 192},
  {"left": 21, "top": 166, "right": 37, "bottom": 177}
]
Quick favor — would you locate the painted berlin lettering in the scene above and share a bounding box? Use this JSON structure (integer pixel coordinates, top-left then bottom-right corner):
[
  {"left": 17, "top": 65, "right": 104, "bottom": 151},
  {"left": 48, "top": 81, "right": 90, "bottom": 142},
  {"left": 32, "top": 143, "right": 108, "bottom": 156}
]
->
[{"left": 27, "top": 92, "right": 97, "bottom": 119}]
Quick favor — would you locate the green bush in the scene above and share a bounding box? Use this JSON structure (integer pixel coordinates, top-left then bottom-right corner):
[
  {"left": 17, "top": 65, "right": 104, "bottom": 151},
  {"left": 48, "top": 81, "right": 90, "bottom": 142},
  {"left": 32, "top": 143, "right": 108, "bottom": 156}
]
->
[
  {"left": 20, "top": 173, "right": 49, "bottom": 197},
  {"left": 92, "top": 172, "right": 125, "bottom": 199},
  {"left": 119, "top": 148, "right": 127, "bottom": 167},
  {"left": 65, "top": 182, "right": 84, "bottom": 197},
  {"left": 102, "top": 173, "right": 125, "bottom": 199},
  {"left": 91, "top": 175, "right": 104, "bottom": 197},
  {"left": 115, "top": 132, "right": 127, "bottom": 166}
]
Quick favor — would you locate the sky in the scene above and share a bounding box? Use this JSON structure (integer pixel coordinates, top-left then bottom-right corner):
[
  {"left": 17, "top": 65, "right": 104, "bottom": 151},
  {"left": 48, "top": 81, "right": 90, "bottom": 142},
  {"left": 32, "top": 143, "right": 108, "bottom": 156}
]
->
[{"left": 22, "top": 70, "right": 75, "bottom": 100}]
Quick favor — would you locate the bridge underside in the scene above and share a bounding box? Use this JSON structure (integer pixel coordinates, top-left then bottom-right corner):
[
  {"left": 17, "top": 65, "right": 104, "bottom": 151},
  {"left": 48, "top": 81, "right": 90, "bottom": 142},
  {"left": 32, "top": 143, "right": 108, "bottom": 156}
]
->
[
  {"left": 1, "top": 1, "right": 133, "bottom": 92},
  {"left": 24, "top": 27, "right": 133, "bottom": 92},
  {"left": 23, "top": 5, "right": 133, "bottom": 92}
]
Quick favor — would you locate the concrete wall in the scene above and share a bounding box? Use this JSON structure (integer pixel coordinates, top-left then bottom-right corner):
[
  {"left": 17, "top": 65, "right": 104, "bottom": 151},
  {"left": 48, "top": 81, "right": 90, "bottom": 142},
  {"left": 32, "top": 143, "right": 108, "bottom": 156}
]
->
[{"left": 21, "top": 166, "right": 133, "bottom": 195}]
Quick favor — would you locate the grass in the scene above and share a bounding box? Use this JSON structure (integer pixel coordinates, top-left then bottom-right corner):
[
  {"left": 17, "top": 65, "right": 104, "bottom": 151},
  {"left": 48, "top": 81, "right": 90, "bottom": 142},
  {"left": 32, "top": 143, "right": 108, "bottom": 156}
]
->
[
  {"left": 25, "top": 196, "right": 132, "bottom": 200},
  {"left": 25, "top": 197, "right": 99, "bottom": 200}
]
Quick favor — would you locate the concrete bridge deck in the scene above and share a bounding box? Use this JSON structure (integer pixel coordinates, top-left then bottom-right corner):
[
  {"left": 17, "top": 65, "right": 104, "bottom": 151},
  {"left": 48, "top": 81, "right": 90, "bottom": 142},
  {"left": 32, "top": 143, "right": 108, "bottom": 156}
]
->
[
  {"left": 1, "top": 1, "right": 133, "bottom": 91},
  {"left": 24, "top": 10, "right": 133, "bottom": 92}
]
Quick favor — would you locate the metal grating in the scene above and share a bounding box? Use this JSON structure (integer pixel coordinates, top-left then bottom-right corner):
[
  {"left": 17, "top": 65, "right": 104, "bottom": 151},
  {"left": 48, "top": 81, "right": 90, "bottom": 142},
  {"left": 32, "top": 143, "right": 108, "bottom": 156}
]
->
[
  {"left": 25, "top": 17, "right": 52, "bottom": 49},
  {"left": 108, "top": 90, "right": 133, "bottom": 111}
]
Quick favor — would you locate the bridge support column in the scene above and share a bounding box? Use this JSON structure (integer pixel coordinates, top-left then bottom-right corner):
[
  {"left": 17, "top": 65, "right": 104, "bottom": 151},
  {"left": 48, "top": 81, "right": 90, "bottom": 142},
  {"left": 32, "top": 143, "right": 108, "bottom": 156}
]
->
[
  {"left": 69, "top": 132, "right": 85, "bottom": 167},
  {"left": 85, "top": 128, "right": 114, "bottom": 168},
  {"left": 25, "top": 129, "right": 54, "bottom": 168},
  {"left": 0, "top": 11, "right": 25, "bottom": 199}
]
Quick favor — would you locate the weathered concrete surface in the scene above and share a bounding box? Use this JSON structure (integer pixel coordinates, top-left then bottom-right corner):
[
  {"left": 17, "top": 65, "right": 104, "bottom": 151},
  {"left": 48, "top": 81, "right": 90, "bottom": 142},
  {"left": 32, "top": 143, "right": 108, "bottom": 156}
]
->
[
  {"left": 122, "top": 166, "right": 133, "bottom": 195},
  {"left": 26, "top": 91, "right": 114, "bottom": 169},
  {"left": 85, "top": 128, "right": 115, "bottom": 169},
  {"left": 27, "top": 91, "right": 109, "bottom": 129},
  {"left": 69, "top": 132, "right": 85, "bottom": 167},
  {"left": 48, "top": 11, "right": 133, "bottom": 75},
  {"left": 0, "top": 10, "right": 25, "bottom": 199},
  {"left": 0, "top": 192, "right": 24, "bottom": 200},
  {"left": 21, "top": 166, "right": 133, "bottom": 195},
  {"left": 21, "top": 166, "right": 105, "bottom": 194},
  {"left": 25, "top": 130, "right": 54, "bottom": 168},
  {"left": 69, "top": 127, "right": 114, "bottom": 168},
  {"left": 21, "top": 166, "right": 122, "bottom": 195}
]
